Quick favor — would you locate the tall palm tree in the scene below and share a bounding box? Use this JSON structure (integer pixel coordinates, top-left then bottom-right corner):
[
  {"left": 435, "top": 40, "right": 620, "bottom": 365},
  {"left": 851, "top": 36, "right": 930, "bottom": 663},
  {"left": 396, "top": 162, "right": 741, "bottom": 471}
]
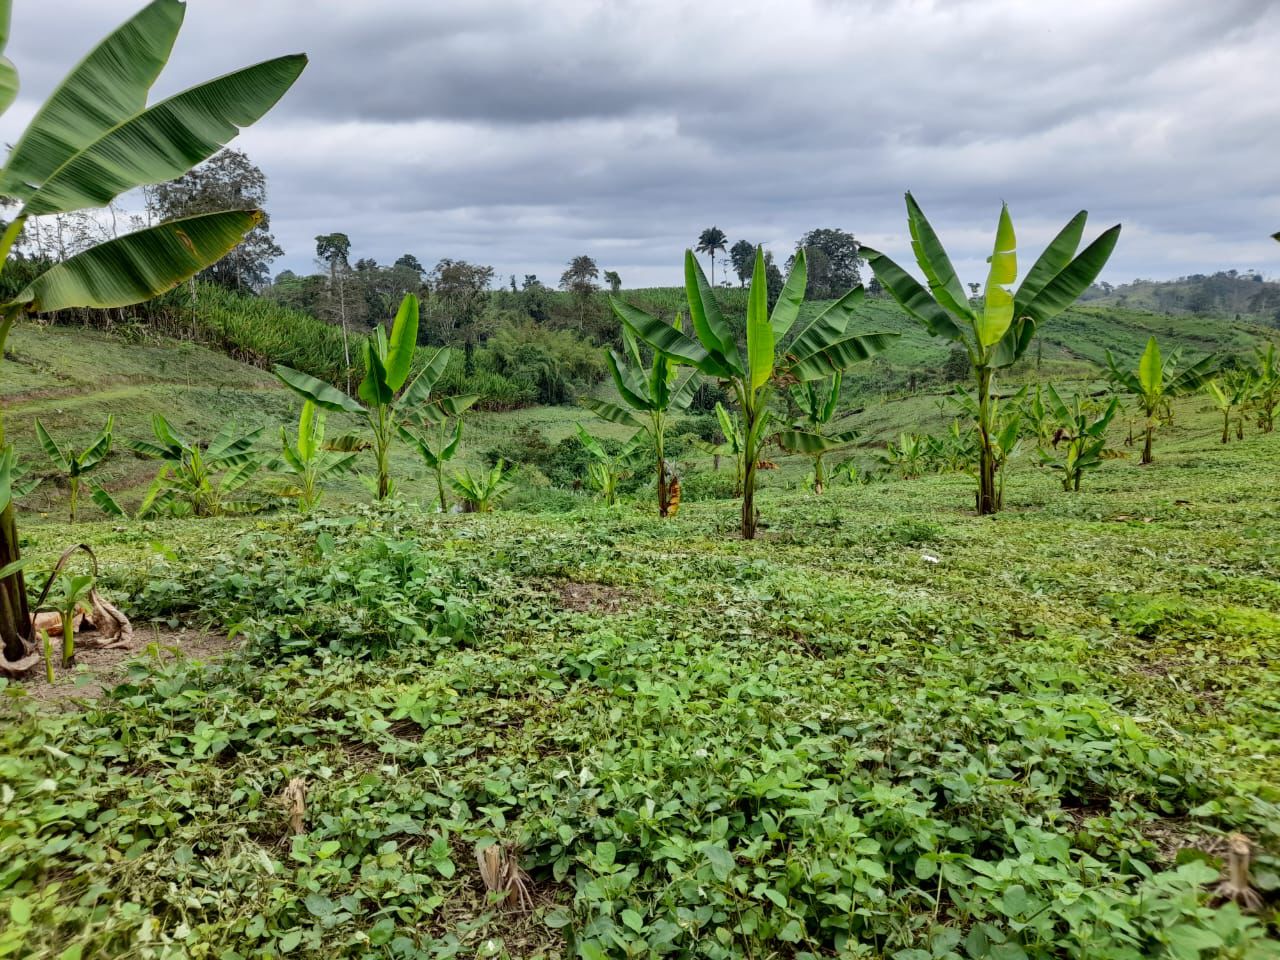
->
[{"left": 696, "top": 227, "right": 728, "bottom": 286}]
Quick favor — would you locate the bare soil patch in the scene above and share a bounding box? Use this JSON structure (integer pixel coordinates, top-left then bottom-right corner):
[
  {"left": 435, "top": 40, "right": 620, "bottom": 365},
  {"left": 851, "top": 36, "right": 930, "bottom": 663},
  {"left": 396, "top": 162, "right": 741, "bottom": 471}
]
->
[
  {"left": 16, "top": 626, "right": 236, "bottom": 708},
  {"left": 552, "top": 580, "right": 637, "bottom": 614}
]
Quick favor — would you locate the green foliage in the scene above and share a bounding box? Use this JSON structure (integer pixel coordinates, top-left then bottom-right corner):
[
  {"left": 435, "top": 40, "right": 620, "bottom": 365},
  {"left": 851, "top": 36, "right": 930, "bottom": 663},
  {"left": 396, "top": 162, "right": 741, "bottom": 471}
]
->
[
  {"left": 399, "top": 395, "right": 479, "bottom": 512},
  {"left": 777, "top": 371, "right": 858, "bottom": 493},
  {"left": 1249, "top": 344, "right": 1279, "bottom": 433},
  {"left": 0, "top": 0, "right": 304, "bottom": 660},
  {"left": 1203, "top": 368, "right": 1254, "bottom": 444},
  {"left": 585, "top": 312, "right": 699, "bottom": 517},
  {"left": 620, "top": 247, "right": 893, "bottom": 536},
  {"left": 575, "top": 424, "right": 645, "bottom": 506},
  {"left": 272, "top": 401, "right": 358, "bottom": 513},
  {"left": 128, "top": 415, "right": 265, "bottom": 518},
  {"left": 38, "top": 570, "right": 94, "bottom": 668},
  {"left": 1105, "top": 336, "right": 1217, "bottom": 463},
  {"left": 34, "top": 415, "right": 113, "bottom": 521},
  {"left": 865, "top": 195, "right": 1120, "bottom": 513},
  {"left": 276, "top": 293, "right": 454, "bottom": 500},
  {"left": 1036, "top": 384, "right": 1123, "bottom": 491},
  {"left": 2, "top": 447, "right": 1280, "bottom": 955},
  {"left": 450, "top": 458, "right": 514, "bottom": 512}
]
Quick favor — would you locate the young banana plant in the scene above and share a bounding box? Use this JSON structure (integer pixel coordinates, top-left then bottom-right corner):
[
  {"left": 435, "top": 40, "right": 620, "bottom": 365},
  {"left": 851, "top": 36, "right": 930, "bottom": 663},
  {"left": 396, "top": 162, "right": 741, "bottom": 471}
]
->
[
  {"left": 617, "top": 248, "right": 895, "bottom": 538},
  {"left": 398, "top": 395, "right": 480, "bottom": 512},
  {"left": 777, "top": 372, "right": 858, "bottom": 494},
  {"left": 1249, "top": 344, "right": 1278, "bottom": 433},
  {"left": 1202, "top": 368, "right": 1254, "bottom": 444},
  {"left": 880, "top": 432, "right": 930, "bottom": 480},
  {"left": 34, "top": 416, "right": 113, "bottom": 521},
  {"left": 451, "top": 459, "right": 515, "bottom": 513},
  {"left": 1104, "top": 336, "right": 1216, "bottom": 464},
  {"left": 128, "top": 415, "right": 264, "bottom": 517},
  {"left": 864, "top": 194, "right": 1120, "bottom": 514},
  {"left": 0, "top": 0, "right": 305, "bottom": 666},
  {"left": 575, "top": 424, "right": 646, "bottom": 507},
  {"left": 276, "top": 293, "right": 453, "bottom": 501},
  {"left": 1039, "top": 384, "right": 1122, "bottom": 491},
  {"left": 39, "top": 572, "right": 95, "bottom": 669},
  {"left": 273, "top": 401, "right": 358, "bottom": 513},
  {"left": 582, "top": 318, "right": 699, "bottom": 517}
]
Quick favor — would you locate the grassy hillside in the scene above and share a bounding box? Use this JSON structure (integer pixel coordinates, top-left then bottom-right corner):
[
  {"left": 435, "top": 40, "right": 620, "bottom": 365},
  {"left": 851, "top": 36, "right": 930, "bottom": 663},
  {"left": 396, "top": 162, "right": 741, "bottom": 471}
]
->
[{"left": 5, "top": 298, "right": 1277, "bottom": 520}]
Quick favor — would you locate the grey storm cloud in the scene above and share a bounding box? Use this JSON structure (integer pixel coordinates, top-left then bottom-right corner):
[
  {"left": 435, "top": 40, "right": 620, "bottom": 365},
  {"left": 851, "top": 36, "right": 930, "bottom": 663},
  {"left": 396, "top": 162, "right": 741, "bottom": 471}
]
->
[{"left": 4, "top": 0, "right": 1279, "bottom": 287}]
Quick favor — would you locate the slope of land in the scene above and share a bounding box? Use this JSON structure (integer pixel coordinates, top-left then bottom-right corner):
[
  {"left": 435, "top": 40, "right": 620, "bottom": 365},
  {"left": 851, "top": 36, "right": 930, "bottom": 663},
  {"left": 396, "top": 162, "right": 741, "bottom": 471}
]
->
[{"left": 2, "top": 414, "right": 1277, "bottom": 956}]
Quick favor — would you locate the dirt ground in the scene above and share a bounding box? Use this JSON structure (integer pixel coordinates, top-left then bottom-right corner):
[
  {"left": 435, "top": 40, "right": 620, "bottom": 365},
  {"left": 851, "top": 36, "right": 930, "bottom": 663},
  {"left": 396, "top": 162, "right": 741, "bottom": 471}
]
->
[{"left": 11, "top": 626, "right": 236, "bottom": 708}]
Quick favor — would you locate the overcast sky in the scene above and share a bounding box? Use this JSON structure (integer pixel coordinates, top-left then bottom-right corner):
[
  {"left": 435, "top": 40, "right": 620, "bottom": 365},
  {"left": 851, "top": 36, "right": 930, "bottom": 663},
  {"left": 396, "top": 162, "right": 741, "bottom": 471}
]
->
[{"left": 5, "top": 0, "right": 1279, "bottom": 288}]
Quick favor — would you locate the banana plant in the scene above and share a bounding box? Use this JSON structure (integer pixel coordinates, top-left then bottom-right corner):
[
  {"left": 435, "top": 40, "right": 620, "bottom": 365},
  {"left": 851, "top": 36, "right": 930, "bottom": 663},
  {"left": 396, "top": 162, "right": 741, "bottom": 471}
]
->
[
  {"left": 38, "top": 572, "right": 95, "bottom": 669},
  {"left": 575, "top": 424, "right": 645, "bottom": 507},
  {"left": 451, "top": 459, "right": 515, "bottom": 513},
  {"left": 880, "top": 433, "right": 930, "bottom": 480},
  {"left": 1039, "top": 384, "right": 1122, "bottom": 491},
  {"left": 129, "top": 416, "right": 265, "bottom": 517},
  {"left": 617, "top": 248, "right": 895, "bottom": 538},
  {"left": 1202, "top": 369, "right": 1254, "bottom": 444},
  {"left": 0, "top": 0, "right": 305, "bottom": 667},
  {"left": 1249, "top": 344, "right": 1278, "bottom": 433},
  {"left": 777, "top": 372, "right": 859, "bottom": 494},
  {"left": 272, "top": 401, "right": 358, "bottom": 513},
  {"left": 1104, "top": 336, "right": 1216, "bottom": 464},
  {"left": 582, "top": 318, "right": 699, "bottom": 517},
  {"left": 864, "top": 194, "right": 1120, "bottom": 514},
  {"left": 34, "top": 416, "right": 113, "bottom": 521},
  {"left": 276, "top": 293, "right": 453, "bottom": 501},
  {"left": 398, "top": 395, "right": 480, "bottom": 512}
]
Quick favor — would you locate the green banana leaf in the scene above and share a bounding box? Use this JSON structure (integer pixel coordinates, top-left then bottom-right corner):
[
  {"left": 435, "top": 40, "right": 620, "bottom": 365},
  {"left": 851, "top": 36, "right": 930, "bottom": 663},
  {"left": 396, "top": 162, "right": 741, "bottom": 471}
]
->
[
  {"left": 16, "top": 210, "right": 263, "bottom": 311},
  {"left": 21, "top": 55, "right": 306, "bottom": 216},
  {"left": 0, "top": 0, "right": 183, "bottom": 198}
]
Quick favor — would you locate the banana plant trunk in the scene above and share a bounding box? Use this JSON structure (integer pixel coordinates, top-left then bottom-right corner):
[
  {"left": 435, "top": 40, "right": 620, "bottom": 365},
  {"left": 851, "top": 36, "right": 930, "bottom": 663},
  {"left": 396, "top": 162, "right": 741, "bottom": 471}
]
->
[
  {"left": 1141, "top": 422, "right": 1154, "bottom": 465},
  {"left": 0, "top": 503, "right": 31, "bottom": 662},
  {"left": 654, "top": 417, "right": 673, "bottom": 519},
  {"left": 976, "top": 366, "right": 999, "bottom": 515},
  {"left": 741, "top": 393, "right": 761, "bottom": 539},
  {"left": 741, "top": 456, "right": 758, "bottom": 539},
  {"left": 1221, "top": 411, "right": 1230, "bottom": 444}
]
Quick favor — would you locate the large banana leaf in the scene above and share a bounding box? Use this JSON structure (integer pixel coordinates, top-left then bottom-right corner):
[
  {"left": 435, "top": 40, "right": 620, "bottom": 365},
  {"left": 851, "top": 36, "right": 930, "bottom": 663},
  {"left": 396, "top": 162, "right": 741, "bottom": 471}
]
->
[
  {"left": 581, "top": 397, "right": 643, "bottom": 429},
  {"left": 34, "top": 420, "right": 69, "bottom": 470},
  {"left": 606, "top": 349, "right": 652, "bottom": 411},
  {"left": 861, "top": 247, "right": 965, "bottom": 342},
  {"left": 399, "top": 347, "right": 453, "bottom": 410},
  {"left": 745, "top": 249, "right": 773, "bottom": 392},
  {"left": 777, "top": 428, "right": 858, "bottom": 454},
  {"left": 1014, "top": 211, "right": 1085, "bottom": 311},
  {"left": 685, "top": 250, "right": 741, "bottom": 370},
  {"left": 15, "top": 210, "right": 262, "bottom": 311},
  {"left": 906, "top": 192, "right": 974, "bottom": 321},
  {"left": 1137, "top": 337, "right": 1162, "bottom": 397},
  {"left": 384, "top": 294, "right": 419, "bottom": 392},
  {"left": 1019, "top": 224, "right": 1121, "bottom": 325},
  {"left": 790, "top": 332, "right": 897, "bottom": 381},
  {"left": 769, "top": 248, "right": 807, "bottom": 338},
  {"left": 276, "top": 364, "right": 365, "bottom": 416},
  {"left": 787, "top": 286, "right": 864, "bottom": 364},
  {"left": 613, "top": 297, "right": 729, "bottom": 377},
  {"left": 0, "top": 0, "right": 16, "bottom": 116},
  {"left": 0, "top": 0, "right": 183, "bottom": 198},
  {"left": 976, "top": 205, "right": 1016, "bottom": 348},
  {"left": 22, "top": 55, "right": 306, "bottom": 216},
  {"left": 1169, "top": 353, "right": 1219, "bottom": 395},
  {"left": 358, "top": 341, "right": 393, "bottom": 407}
]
